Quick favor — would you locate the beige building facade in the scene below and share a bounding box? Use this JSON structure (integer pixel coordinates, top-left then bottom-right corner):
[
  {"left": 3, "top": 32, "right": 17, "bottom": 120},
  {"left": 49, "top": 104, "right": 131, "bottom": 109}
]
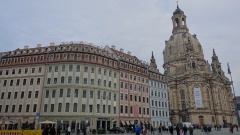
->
[{"left": 163, "top": 6, "right": 237, "bottom": 125}]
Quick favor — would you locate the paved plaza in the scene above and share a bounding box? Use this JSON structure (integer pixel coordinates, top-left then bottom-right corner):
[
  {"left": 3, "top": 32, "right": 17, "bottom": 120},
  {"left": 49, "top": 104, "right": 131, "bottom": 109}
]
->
[{"left": 66, "top": 128, "right": 240, "bottom": 135}]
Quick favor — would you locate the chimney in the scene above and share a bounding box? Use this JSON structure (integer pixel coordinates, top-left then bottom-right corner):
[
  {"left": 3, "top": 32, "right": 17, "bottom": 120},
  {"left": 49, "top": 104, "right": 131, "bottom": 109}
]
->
[
  {"left": 120, "top": 48, "right": 124, "bottom": 52},
  {"left": 24, "top": 45, "right": 29, "bottom": 49},
  {"left": 127, "top": 51, "right": 131, "bottom": 55},
  {"left": 111, "top": 45, "right": 116, "bottom": 49},
  {"left": 37, "top": 44, "right": 41, "bottom": 48},
  {"left": 50, "top": 42, "right": 55, "bottom": 46}
]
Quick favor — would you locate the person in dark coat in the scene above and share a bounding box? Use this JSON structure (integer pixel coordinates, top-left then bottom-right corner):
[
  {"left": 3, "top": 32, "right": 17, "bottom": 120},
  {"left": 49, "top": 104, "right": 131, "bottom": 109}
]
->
[
  {"left": 50, "top": 125, "right": 56, "bottom": 135},
  {"left": 42, "top": 125, "right": 50, "bottom": 135},
  {"left": 82, "top": 125, "right": 86, "bottom": 135},
  {"left": 169, "top": 126, "right": 174, "bottom": 135},
  {"left": 189, "top": 126, "right": 193, "bottom": 135},
  {"left": 57, "top": 126, "right": 61, "bottom": 135},
  {"left": 158, "top": 126, "right": 162, "bottom": 135},
  {"left": 183, "top": 125, "right": 188, "bottom": 135},
  {"left": 176, "top": 124, "right": 180, "bottom": 135}
]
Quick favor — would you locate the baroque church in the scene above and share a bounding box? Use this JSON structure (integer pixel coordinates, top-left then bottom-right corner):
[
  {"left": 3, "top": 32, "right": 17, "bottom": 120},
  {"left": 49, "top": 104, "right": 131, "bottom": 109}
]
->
[{"left": 163, "top": 5, "right": 237, "bottom": 125}]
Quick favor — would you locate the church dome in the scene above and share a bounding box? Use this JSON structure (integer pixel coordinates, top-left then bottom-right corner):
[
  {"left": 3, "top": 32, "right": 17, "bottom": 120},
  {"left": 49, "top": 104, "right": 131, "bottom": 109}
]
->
[
  {"left": 163, "top": 32, "right": 204, "bottom": 64},
  {"left": 173, "top": 5, "right": 184, "bottom": 15}
]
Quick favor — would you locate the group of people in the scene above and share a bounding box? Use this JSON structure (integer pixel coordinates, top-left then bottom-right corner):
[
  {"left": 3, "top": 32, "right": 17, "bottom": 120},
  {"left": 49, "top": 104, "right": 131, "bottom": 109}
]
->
[{"left": 42, "top": 124, "right": 91, "bottom": 135}]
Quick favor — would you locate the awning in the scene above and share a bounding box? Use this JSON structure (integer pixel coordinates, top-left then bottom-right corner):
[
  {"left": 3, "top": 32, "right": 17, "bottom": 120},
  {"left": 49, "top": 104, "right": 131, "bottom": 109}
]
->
[
  {"left": 126, "top": 121, "right": 130, "bottom": 125},
  {"left": 129, "top": 120, "right": 134, "bottom": 125},
  {"left": 121, "top": 121, "right": 126, "bottom": 126}
]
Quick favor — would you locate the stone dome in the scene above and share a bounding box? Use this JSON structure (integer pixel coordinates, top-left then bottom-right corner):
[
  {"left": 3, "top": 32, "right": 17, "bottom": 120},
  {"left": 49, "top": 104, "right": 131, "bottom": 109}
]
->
[
  {"left": 173, "top": 5, "right": 184, "bottom": 15},
  {"left": 163, "top": 32, "right": 204, "bottom": 63}
]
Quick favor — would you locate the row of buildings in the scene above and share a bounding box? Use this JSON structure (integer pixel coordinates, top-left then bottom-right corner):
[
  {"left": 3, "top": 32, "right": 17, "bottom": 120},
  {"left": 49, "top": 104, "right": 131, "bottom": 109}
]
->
[
  {"left": 0, "top": 42, "right": 169, "bottom": 131},
  {"left": 0, "top": 4, "right": 237, "bottom": 132}
]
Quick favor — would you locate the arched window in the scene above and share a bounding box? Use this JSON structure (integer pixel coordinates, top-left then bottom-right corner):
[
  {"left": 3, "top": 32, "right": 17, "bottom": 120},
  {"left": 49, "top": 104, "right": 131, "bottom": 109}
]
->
[
  {"left": 175, "top": 18, "right": 179, "bottom": 27},
  {"left": 76, "top": 65, "right": 80, "bottom": 72},
  {"left": 65, "top": 103, "right": 70, "bottom": 112},
  {"left": 98, "top": 79, "right": 101, "bottom": 86},
  {"left": 58, "top": 103, "right": 62, "bottom": 112},
  {"left": 73, "top": 103, "right": 77, "bottom": 112},
  {"left": 62, "top": 65, "right": 65, "bottom": 72},
  {"left": 192, "top": 62, "right": 196, "bottom": 68},
  {"left": 75, "top": 77, "right": 79, "bottom": 84},
  {"left": 180, "top": 89, "right": 185, "bottom": 99},
  {"left": 182, "top": 18, "right": 185, "bottom": 25}
]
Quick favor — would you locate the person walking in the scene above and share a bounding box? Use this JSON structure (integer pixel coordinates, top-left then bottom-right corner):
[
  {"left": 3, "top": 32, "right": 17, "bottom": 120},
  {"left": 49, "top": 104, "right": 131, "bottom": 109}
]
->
[
  {"left": 169, "top": 126, "right": 174, "bottom": 135},
  {"left": 189, "top": 126, "right": 193, "bottom": 135},
  {"left": 86, "top": 125, "right": 90, "bottom": 135},
  {"left": 67, "top": 125, "right": 71, "bottom": 135},
  {"left": 182, "top": 125, "right": 187, "bottom": 135},
  {"left": 151, "top": 126, "right": 154, "bottom": 134},
  {"left": 42, "top": 125, "right": 50, "bottom": 135},
  {"left": 142, "top": 126, "right": 147, "bottom": 135},
  {"left": 176, "top": 124, "right": 180, "bottom": 135},
  {"left": 135, "top": 124, "right": 141, "bottom": 135},
  {"left": 158, "top": 126, "right": 162, "bottom": 135},
  {"left": 57, "top": 126, "right": 61, "bottom": 135},
  {"left": 49, "top": 125, "right": 56, "bottom": 135}
]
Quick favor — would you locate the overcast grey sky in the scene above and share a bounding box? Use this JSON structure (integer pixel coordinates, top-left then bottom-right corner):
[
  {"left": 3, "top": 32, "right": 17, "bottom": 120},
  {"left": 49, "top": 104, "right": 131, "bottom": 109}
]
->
[{"left": 0, "top": 0, "right": 239, "bottom": 95}]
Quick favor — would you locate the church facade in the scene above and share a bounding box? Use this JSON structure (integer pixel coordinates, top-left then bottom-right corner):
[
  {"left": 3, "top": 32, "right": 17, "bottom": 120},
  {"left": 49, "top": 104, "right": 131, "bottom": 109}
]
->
[{"left": 163, "top": 5, "right": 237, "bottom": 125}]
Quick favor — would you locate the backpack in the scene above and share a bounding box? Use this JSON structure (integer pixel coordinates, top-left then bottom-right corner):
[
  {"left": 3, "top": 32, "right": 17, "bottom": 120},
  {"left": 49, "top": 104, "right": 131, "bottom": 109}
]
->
[{"left": 135, "top": 126, "right": 141, "bottom": 133}]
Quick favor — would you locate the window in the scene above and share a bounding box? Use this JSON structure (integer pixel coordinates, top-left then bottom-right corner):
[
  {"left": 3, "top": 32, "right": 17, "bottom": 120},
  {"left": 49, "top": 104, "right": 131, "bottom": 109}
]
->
[
  {"left": 103, "top": 105, "right": 106, "bottom": 113},
  {"left": 84, "top": 66, "right": 88, "bottom": 72},
  {"left": 82, "top": 104, "right": 86, "bottom": 112},
  {"left": 114, "top": 83, "right": 116, "bottom": 89},
  {"left": 108, "top": 93, "right": 111, "bottom": 100},
  {"left": 74, "top": 89, "right": 78, "bottom": 98},
  {"left": 125, "top": 106, "right": 128, "bottom": 113},
  {"left": 89, "top": 105, "right": 93, "bottom": 113},
  {"left": 91, "top": 79, "right": 94, "bottom": 85},
  {"left": 16, "top": 79, "right": 20, "bottom": 86},
  {"left": 7, "top": 92, "right": 11, "bottom": 99},
  {"left": 97, "top": 91, "right": 100, "bottom": 99},
  {"left": 32, "top": 68, "right": 35, "bottom": 73},
  {"left": 114, "top": 72, "right": 116, "bottom": 78},
  {"left": 73, "top": 103, "right": 77, "bottom": 112},
  {"left": 83, "top": 78, "right": 87, "bottom": 84},
  {"left": 52, "top": 90, "right": 56, "bottom": 98},
  {"left": 55, "top": 66, "right": 58, "bottom": 72},
  {"left": 76, "top": 65, "right": 80, "bottom": 72},
  {"left": 18, "top": 69, "right": 22, "bottom": 74},
  {"left": 68, "top": 76, "right": 72, "bottom": 83},
  {"left": 108, "top": 105, "right": 111, "bottom": 113},
  {"left": 30, "top": 78, "right": 34, "bottom": 85},
  {"left": 28, "top": 91, "right": 32, "bottom": 98},
  {"left": 97, "top": 104, "right": 100, "bottom": 113},
  {"left": 33, "top": 104, "right": 37, "bottom": 112},
  {"left": 59, "top": 89, "right": 63, "bottom": 97},
  {"left": 49, "top": 66, "right": 52, "bottom": 72},
  {"left": 37, "top": 78, "right": 41, "bottom": 85},
  {"left": 24, "top": 68, "right": 28, "bottom": 74},
  {"left": 0, "top": 70, "right": 2, "bottom": 75},
  {"left": 90, "top": 91, "right": 93, "bottom": 98},
  {"left": 62, "top": 65, "right": 65, "bottom": 72},
  {"left": 12, "top": 105, "right": 15, "bottom": 112},
  {"left": 35, "top": 91, "right": 39, "bottom": 98},
  {"left": 47, "top": 78, "right": 51, "bottom": 84},
  {"left": 83, "top": 90, "right": 86, "bottom": 98},
  {"left": 65, "top": 103, "right": 70, "bottom": 112},
  {"left": 130, "top": 106, "right": 133, "bottom": 114},
  {"left": 12, "top": 69, "right": 15, "bottom": 75},
  {"left": 50, "top": 104, "right": 54, "bottom": 112},
  {"left": 61, "top": 76, "right": 64, "bottom": 83},
  {"left": 3, "top": 80, "right": 7, "bottom": 87},
  {"left": 108, "top": 81, "right": 111, "bottom": 88},
  {"left": 45, "top": 90, "right": 49, "bottom": 98},
  {"left": 67, "top": 89, "right": 71, "bottom": 97},
  {"left": 98, "top": 79, "right": 101, "bottom": 86},
  {"left": 69, "top": 65, "right": 73, "bottom": 71},
  {"left": 114, "top": 107, "right": 116, "bottom": 114},
  {"left": 14, "top": 92, "right": 18, "bottom": 99},
  {"left": 91, "top": 67, "right": 94, "bottom": 73},
  {"left": 26, "top": 104, "right": 30, "bottom": 112},
  {"left": 98, "top": 68, "right": 101, "bottom": 74},
  {"left": 6, "top": 70, "right": 9, "bottom": 75},
  {"left": 58, "top": 103, "right": 62, "bottom": 112},
  {"left": 139, "top": 107, "right": 141, "bottom": 114},
  {"left": 38, "top": 67, "right": 42, "bottom": 73},
  {"left": 103, "top": 92, "right": 106, "bottom": 100},
  {"left": 18, "top": 105, "right": 22, "bottom": 112},
  {"left": 104, "top": 80, "right": 106, "bottom": 87}
]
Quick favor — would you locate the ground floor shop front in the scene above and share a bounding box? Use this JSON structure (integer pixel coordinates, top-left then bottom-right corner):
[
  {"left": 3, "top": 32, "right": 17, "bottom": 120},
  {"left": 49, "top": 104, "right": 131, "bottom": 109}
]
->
[{"left": 39, "top": 116, "right": 119, "bottom": 133}]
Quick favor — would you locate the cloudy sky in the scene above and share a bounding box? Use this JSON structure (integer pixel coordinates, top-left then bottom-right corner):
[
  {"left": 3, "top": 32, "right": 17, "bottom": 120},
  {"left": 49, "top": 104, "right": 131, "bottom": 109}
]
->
[{"left": 0, "top": 0, "right": 239, "bottom": 95}]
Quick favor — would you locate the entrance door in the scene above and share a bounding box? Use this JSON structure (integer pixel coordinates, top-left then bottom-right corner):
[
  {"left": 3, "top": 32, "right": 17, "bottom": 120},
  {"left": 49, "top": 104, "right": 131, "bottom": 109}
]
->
[{"left": 199, "top": 116, "right": 204, "bottom": 125}]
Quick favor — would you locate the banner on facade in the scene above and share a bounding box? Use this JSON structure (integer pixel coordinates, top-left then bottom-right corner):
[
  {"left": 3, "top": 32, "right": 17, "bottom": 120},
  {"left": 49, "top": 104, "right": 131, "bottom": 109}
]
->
[
  {"left": 134, "top": 106, "right": 139, "bottom": 116},
  {"left": 194, "top": 88, "right": 203, "bottom": 108}
]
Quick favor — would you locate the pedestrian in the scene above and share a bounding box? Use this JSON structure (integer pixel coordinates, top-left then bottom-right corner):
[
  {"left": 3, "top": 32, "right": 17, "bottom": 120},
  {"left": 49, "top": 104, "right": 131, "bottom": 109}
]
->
[
  {"left": 135, "top": 124, "right": 141, "bottom": 135},
  {"left": 151, "top": 126, "right": 154, "bottom": 134},
  {"left": 176, "top": 124, "right": 180, "bottom": 135},
  {"left": 86, "top": 125, "right": 90, "bottom": 135},
  {"left": 236, "top": 125, "right": 239, "bottom": 132},
  {"left": 82, "top": 125, "right": 86, "bottom": 135},
  {"left": 49, "top": 125, "right": 56, "bottom": 135},
  {"left": 67, "top": 125, "right": 71, "bottom": 135},
  {"left": 182, "top": 125, "right": 187, "bottom": 135},
  {"left": 57, "top": 126, "right": 61, "bottom": 135},
  {"left": 42, "top": 125, "right": 50, "bottom": 135},
  {"left": 169, "top": 126, "right": 174, "bottom": 135},
  {"left": 158, "top": 126, "right": 162, "bottom": 135},
  {"left": 142, "top": 126, "right": 147, "bottom": 135},
  {"left": 189, "top": 126, "right": 193, "bottom": 135}
]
